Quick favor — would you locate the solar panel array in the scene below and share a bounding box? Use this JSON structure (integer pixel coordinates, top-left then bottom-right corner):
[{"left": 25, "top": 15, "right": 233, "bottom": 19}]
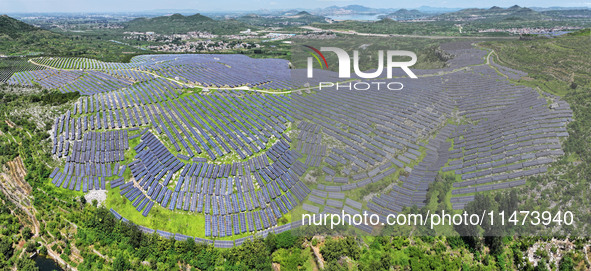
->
[
  {"left": 9, "top": 54, "right": 297, "bottom": 90},
  {"left": 0, "top": 58, "right": 46, "bottom": 83},
  {"left": 291, "top": 42, "right": 572, "bottom": 227},
  {"left": 50, "top": 128, "right": 129, "bottom": 192},
  {"left": 43, "top": 42, "right": 572, "bottom": 244},
  {"left": 39, "top": 55, "right": 311, "bottom": 227}
]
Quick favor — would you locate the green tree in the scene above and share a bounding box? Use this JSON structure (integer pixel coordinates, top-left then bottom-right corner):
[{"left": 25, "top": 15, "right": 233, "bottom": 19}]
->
[
  {"left": 39, "top": 245, "right": 48, "bottom": 256},
  {"left": 225, "top": 239, "right": 272, "bottom": 271},
  {"left": 128, "top": 225, "right": 142, "bottom": 249},
  {"left": 559, "top": 255, "right": 574, "bottom": 271},
  {"left": 536, "top": 258, "right": 549, "bottom": 271},
  {"left": 265, "top": 232, "right": 277, "bottom": 253},
  {"left": 272, "top": 248, "right": 306, "bottom": 270},
  {"left": 321, "top": 237, "right": 360, "bottom": 263},
  {"left": 25, "top": 241, "right": 37, "bottom": 253},
  {"left": 0, "top": 237, "right": 13, "bottom": 260},
  {"left": 22, "top": 227, "right": 33, "bottom": 240},
  {"left": 113, "top": 254, "right": 131, "bottom": 271},
  {"left": 276, "top": 231, "right": 296, "bottom": 249},
  {"left": 16, "top": 257, "right": 39, "bottom": 271}
]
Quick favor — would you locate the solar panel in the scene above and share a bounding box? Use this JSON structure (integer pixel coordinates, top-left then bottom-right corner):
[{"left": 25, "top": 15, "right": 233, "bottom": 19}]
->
[{"left": 246, "top": 212, "right": 254, "bottom": 232}]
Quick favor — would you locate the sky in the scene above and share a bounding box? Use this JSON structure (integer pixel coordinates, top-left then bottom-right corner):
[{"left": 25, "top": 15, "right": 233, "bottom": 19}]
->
[{"left": 1, "top": 0, "right": 590, "bottom": 13}]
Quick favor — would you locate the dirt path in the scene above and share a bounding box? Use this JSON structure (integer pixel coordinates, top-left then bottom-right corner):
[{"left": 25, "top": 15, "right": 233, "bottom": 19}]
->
[
  {"left": 28, "top": 49, "right": 480, "bottom": 96},
  {"left": 27, "top": 58, "right": 190, "bottom": 88},
  {"left": 92, "top": 248, "right": 108, "bottom": 261}
]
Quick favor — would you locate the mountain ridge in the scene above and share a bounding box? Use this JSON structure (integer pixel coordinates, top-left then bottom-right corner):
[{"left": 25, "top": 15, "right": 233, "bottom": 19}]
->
[{"left": 124, "top": 13, "right": 250, "bottom": 34}]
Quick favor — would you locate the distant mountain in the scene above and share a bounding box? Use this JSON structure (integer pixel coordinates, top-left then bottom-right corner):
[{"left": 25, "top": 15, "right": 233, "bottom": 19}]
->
[
  {"left": 280, "top": 9, "right": 304, "bottom": 16},
  {"left": 0, "top": 15, "right": 39, "bottom": 38},
  {"left": 341, "top": 5, "right": 375, "bottom": 13},
  {"left": 127, "top": 13, "right": 212, "bottom": 25},
  {"left": 530, "top": 6, "right": 591, "bottom": 11},
  {"left": 415, "top": 6, "right": 462, "bottom": 13},
  {"left": 309, "top": 5, "right": 465, "bottom": 16},
  {"left": 380, "top": 9, "right": 432, "bottom": 20},
  {"left": 433, "top": 5, "right": 548, "bottom": 21},
  {"left": 312, "top": 5, "right": 396, "bottom": 16},
  {"left": 236, "top": 10, "right": 326, "bottom": 26},
  {"left": 124, "top": 13, "right": 251, "bottom": 35},
  {"left": 541, "top": 9, "right": 591, "bottom": 18},
  {"left": 290, "top": 11, "right": 323, "bottom": 18}
]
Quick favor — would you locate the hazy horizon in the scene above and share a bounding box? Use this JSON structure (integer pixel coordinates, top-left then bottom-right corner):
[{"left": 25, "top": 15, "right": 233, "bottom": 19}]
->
[{"left": 2, "top": 0, "right": 590, "bottom": 14}]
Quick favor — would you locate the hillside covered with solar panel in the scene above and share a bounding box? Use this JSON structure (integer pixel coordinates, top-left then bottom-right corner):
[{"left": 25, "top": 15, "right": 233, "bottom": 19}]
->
[{"left": 5, "top": 40, "right": 574, "bottom": 245}]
